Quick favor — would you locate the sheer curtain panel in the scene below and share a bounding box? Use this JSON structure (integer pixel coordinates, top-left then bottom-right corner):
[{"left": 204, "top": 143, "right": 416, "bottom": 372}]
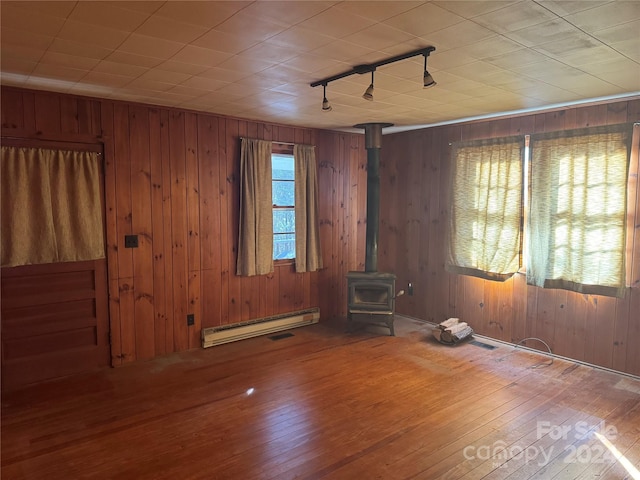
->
[
  {"left": 447, "top": 137, "right": 523, "bottom": 281},
  {"left": 1, "top": 147, "right": 105, "bottom": 267},
  {"left": 527, "top": 125, "right": 632, "bottom": 297}
]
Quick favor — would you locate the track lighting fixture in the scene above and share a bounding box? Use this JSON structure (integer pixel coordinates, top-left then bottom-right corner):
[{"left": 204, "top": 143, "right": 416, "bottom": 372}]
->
[
  {"left": 322, "top": 84, "right": 332, "bottom": 111},
  {"left": 310, "top": 46, "right": 436, "bottom": 111},
  {"left": 362, "top": 71, "right": 374, "bottom": 101},
  {"left": 423, "top": 54, "right": 436, "bottom": 88}
]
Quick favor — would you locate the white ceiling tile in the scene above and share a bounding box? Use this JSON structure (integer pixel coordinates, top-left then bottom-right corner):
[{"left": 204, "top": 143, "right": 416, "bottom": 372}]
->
[
  {"left": 191, "top": 29, "right": 259, "bottom": 55},
  {"left": 214, "top": 12, "right": 288, "bottom": 42},
  {"left": 169, "top": 45, "right": 234, "bottom": 68},
  {"left": 538, "top": 42, "right": 621, "bottom": 68},
  {"left": 92, "top": 60, "right": 148, "bottom": 78},
  {"left": 179, "top": 76, "right": 229, "bottom": 91},
  {"left": 565, "top": 1, "right": 640, "bottom": 33},
  {"left": 334, "top": 2, "right": 423, "bottom": 22},
  {"left": 153, "top": 2, "right": 251, "bottom": 29},
  {"left": 342, "top": 24, "right": 417, "bottom": 51},
  {"left": 473, "top": 2, "right": 560, "bottom": 33},
  {"left": 2, "top": 44, "right": 45, "bottom": 63},
  {"left": 266, "top": 26, "right": 335, "bottom": 53},
  {"left": 427, "top": 48, "right": 478, "bottom": 70},
  {"left": 137, "top": 69, "right": 192, "bottom": 85},
  {"left": 384, "top": 3, "right": 465, "bottom": 37},
  {"left": 236, "top": 42, "right": 300, "bottom": 63},
  {"left": 310, "top": 40, "right": 377, "bottom": 63},
  {"left": 1, "top": 0, "right": 638, "bottom": 132},
  {"left": 427, "top": 20, "right": 497, "bottom": 49},
  {"left": 433, "top": 1, "right": 521, "bottom": 18},
  {"left": 241, "top": 1, "right": 336, "bottom": 25},
  {"left": 32, "top": 63, "right": 87, "bottom": 81},
  {"left": 118, "top": 34, "right": 185, "bottom": 60},
  {"left": 40, "top": 51, "right": 101, "bottom": 70},
  {"left": 538, "top": 1, "right": 612, "bottom": 17},
  {"left": 134, "top": 16, "right": 209, "bottom": 44},
  {"left": 0, "top": 57, "right": 36, "bottom": 76},
  {"left": 298, "top": 6, "right": 376, "bottom": 39},
  {"left": 82, "top": 71, "right": 134, "bottom": 87},
  {"left": 216, "top": 55, "right": 278, "bottom": 74},
  {"left": 155, "top": 61, "right": 210, "bottom": 77},
  {"left": 57, "top": 20, "right": 130, "bottom": 49},
  {"left": 505, "top": 18, "right": 580, "bottom": 47},
  {"left": 104, "top": 50, "right": 164, "bottom": 68},
  {"left": 0, "top": 3, "right": 67, "bottom": 36},
  {"left": 461, "top": 35, "right": 523, "bottom": 60},
  {"left": 48, "top": 38, "right": 112, "bottom": 61},
  {"left": 3, "top": 1, "right": 76, "bottom": 18},
  {"left": 69, "top": 2, "right": 150, "bottom": 32},
  {"left": 484, "top": 48, "right": 553, "bottom": 69},
  {"left": 282, "top": 54, "right": 340, "bottom": 74},
  {"left": 197, "top": 67, "right": 249, "bottom": 83},
  {"left": 592, "top": 19, "right": 640, "bottom": 44},
  {"left": 1, "top": 27, "right": 53, "bottom": 50}
]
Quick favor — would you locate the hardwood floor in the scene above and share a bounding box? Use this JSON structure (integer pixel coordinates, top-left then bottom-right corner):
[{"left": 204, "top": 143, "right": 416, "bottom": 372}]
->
[{"left": 2, "top": 317, "right": 639, "bottom": 479}]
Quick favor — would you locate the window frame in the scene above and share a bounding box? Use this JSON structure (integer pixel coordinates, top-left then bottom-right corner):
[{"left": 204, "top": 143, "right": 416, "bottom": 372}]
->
[
  {"left": 271, "top": 143, "right": 295, "bottom": 264},
  {"left": 451, "top": 123, "right": 637, "bottom": 297}
]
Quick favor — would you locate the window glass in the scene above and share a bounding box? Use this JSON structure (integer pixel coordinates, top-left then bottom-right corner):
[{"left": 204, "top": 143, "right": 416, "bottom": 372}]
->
[{"left": 272, "top": 153, "right": 295, "bottom": 260}]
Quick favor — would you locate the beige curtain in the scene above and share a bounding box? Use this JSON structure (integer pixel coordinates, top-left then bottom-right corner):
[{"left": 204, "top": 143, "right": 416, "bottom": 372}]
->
[
  {"left": 527, "top": 125, "right": 631, "bottom": 297},
  {"left": 447, "top": 137, "right": 523, "bottom": 281},
  {"left": 294, "top": 144, "right": 323, "bottom": 273},
  {"left": 1, "top": 146, "right": 105, "bottom": 267},
  {"left": 237, "top": 138, "right": 273, "bottom": 276}
]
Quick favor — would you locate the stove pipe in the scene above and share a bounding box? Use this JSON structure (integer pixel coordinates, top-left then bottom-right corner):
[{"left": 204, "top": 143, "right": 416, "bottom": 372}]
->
[{"left": 354, "top": 122, "right": 393, "bottom": 273}]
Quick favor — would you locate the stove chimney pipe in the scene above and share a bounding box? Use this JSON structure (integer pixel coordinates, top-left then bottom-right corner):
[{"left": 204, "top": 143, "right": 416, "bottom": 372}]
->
[{"left": 354, "top": 122, "right": 393, "bottom": 273}]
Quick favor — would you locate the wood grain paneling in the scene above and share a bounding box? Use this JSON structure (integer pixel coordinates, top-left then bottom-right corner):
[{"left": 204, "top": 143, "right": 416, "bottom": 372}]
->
[
  {"left": 1, "top": 260, "right": 110, "bottom": 389},
  {"left": 380, "top": 98, "right": 640, "bottom": 376},
  {"left": 1, "top": 86, "right": 367, "bottom": 370}
]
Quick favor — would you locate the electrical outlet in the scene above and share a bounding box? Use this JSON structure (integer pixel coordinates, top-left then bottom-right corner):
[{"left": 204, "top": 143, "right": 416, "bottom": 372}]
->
[
  {"left": 124, "top": 235, "right": 139, "bottom": 248},
  {"left": 187, "top": 314, "right": 195, "bottom": 326}
]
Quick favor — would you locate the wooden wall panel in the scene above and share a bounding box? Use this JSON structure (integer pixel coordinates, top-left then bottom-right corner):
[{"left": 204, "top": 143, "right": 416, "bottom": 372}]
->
[
  {"left": 129, "top": 106, "right": 155, "bottom": 361},
  {"left": 1, "top": 86, "right": 369, "bottom": 370},
  {"left": 381, "top": 98, "right": 640, "bottom": 376}
]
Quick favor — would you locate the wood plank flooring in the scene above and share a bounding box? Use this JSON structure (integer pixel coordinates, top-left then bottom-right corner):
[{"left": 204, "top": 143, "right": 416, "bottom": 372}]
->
[{"left": 2, "top": 317, "right": 639, "bottom": 480}]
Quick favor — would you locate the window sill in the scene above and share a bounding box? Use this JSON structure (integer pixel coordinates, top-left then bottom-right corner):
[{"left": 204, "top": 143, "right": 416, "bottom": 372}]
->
[{"left": 274, "top": 258, "right": 295, "bottom": 267}]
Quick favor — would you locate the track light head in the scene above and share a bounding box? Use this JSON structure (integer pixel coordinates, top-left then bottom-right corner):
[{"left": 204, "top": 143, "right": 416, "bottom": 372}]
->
[
  {"left": 423, "top": 54, "right": 436, "bottom": 88},
  {"left": 362, "top": 84, "right": 374, "bottom": 101},
  {"left": 321, "top": 84, "right": 332, "bottom": 111},
  {"left": 423, "top": 70, "right": 436, "bottom": 88},
  {"left": 362, "top": 71, "right": 375, "bottom": 101}
]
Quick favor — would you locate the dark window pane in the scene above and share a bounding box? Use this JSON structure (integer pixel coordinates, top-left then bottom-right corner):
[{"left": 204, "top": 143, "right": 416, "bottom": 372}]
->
[{"left": 273, "top": 209, "right": 295, "bottom": 234}]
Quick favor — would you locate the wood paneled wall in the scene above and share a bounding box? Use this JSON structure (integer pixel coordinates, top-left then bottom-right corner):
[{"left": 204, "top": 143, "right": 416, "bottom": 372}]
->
[
  {"left": 379, "top": 99, "right": 640, "bottom": 376},
  {"left": 1, "top": 87, "right": 367, "bottom": 365}
]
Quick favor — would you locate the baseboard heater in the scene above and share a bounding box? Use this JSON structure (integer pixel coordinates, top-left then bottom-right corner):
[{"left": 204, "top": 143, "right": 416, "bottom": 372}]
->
[{"left": 201, "top": 308, "right": 320, "bottom": 348}]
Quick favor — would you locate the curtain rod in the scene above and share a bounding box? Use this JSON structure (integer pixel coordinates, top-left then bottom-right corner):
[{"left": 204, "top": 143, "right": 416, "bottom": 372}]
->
[
  {"left": 239, "top": 137, "right": 314, "bottom": 148},
  {"left": 239, "top": 137, "right": 293, "bottom": 146}
]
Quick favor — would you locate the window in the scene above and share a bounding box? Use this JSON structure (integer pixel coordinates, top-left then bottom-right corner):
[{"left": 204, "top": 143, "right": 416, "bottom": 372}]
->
[
  {"left": 272, "top": 152, "right": 295, "bottom": 260},
  {"left": 527, "top": 126, "right": 631, "bottom": 297},
  {"left": 448, "top": 124, "right": 634, "bottom": 298},
  {"left": 447, "top": 137, "right": 523, "bottom": 281}
]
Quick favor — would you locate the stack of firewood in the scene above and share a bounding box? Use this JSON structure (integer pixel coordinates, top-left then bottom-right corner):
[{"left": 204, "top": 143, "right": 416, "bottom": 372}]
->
[{"left": 433, "top": 318, "right": 473, "bottom": 345}]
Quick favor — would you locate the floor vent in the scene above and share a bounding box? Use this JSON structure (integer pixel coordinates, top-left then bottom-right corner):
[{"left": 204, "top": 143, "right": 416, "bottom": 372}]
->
[
  {"left": 469, "top": 340, "right": 497, "bottom": 350},
  {"left": 202, "top": 308, "right": 319, "bottom": 348},
  {"left": 269, "top": 333, "right": 294, "bottom": 341}
]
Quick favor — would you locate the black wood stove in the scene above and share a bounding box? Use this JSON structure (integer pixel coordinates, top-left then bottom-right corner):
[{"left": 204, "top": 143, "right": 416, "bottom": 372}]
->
[{"left": 347, "top": 123, "right": 402, "bottom": 336}]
